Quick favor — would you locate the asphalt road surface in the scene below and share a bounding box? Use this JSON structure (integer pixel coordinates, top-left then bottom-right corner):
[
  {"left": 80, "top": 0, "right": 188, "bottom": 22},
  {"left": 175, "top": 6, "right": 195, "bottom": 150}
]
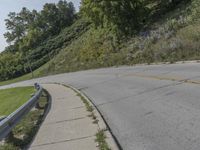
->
[{"left": 1, "top": 62, "right": 200, "bottom": 150}]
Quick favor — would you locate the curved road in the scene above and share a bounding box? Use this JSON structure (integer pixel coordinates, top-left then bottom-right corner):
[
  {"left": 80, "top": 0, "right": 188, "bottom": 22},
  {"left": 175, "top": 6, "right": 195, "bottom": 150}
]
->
[{"left": 1, "top": 63, "right": 200, "bottom": 150}]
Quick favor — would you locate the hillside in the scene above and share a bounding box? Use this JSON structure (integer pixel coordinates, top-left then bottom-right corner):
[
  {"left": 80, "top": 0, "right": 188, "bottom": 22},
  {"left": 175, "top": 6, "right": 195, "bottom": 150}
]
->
[{"left": 0, "top": 0, "right": 200, "bottom": 84}]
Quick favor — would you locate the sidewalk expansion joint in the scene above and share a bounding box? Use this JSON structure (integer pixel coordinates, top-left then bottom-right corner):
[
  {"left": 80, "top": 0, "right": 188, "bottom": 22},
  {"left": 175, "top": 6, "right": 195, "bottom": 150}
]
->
[
  {"left": 71, "top": 106, "right": 85, "bottom": 110},
  {"left": 31, "top": 135, "right": 95, "bottom": 148},
  {"left": 45, "top": 117, "right": 87, "bottom": 125}
]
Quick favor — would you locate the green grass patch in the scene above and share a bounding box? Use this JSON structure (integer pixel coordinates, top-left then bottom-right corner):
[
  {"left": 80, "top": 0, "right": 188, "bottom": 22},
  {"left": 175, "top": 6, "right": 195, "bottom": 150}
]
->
[
  {"left": 0, "top": 91, "right": 49, "bottom": 150},
  {"left": 0, "top": 87, "right": 35, "bottom": 116}
]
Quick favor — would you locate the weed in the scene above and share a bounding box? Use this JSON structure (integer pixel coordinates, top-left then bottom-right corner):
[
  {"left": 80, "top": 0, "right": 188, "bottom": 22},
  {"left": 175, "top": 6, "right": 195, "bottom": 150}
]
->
[
  {"left": 76, "top": 93, "right": 94, "bottom": 112},
  {"left": 95, "top": 130, "right": 111, "bottom": 150}
]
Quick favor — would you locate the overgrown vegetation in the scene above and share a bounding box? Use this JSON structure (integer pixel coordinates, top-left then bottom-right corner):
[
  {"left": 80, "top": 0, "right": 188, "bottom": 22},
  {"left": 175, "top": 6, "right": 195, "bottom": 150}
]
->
[
  {"left": 0, "top": 0, "right": 77, "bottom": 81},
  {"left": 0, "top": 91, "right": 49, "bottom": 150},
  {"left": 76, "top": 93, "right": 93, "bottom": 112},
  {"left": 1, "top": 0, "right": 200, "bottom": 84}
]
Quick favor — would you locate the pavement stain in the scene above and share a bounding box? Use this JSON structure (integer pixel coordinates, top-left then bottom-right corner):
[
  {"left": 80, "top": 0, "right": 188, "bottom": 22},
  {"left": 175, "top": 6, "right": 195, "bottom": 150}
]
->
[{"left": 144, "top": 111, "right": 154, "bottom": 117}]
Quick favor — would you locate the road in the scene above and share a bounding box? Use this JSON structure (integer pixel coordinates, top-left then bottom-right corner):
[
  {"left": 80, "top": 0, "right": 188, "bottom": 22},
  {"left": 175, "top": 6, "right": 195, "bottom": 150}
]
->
[{"left": 1, "top": 62, "right": 200, "bottom": 150}]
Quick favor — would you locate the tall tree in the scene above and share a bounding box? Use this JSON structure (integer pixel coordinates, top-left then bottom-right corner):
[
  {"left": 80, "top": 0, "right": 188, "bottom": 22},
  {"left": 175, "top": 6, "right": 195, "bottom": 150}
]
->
[
  {"left": 4, "top": 12, "right": 26, "bottom": 43},
  {"left": 40, "top": 3, "right": 60, "bottom": 34},
  {"left": 57, "top": 0, "right": 75, "bottom": 28},
  {"left": 2, "top": 1, "right": 76, "bottom": 80},
  {"left": 4, "top": 8, "right": 38, "bottom": 44}
]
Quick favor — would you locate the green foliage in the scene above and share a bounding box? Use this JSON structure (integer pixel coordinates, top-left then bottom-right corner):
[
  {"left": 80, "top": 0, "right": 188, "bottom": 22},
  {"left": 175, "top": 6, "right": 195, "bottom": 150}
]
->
[
  {"left": 34, "top": 26, "right": 127, "bottom": 76},
  {"left": 4, "top": 8, "right": 38, "bottom": 44},
  {"left": 95, "top": 130, "right": 110, "bottom": 150},
  {"left": 0, "top": 143, "right": 18, "bottom": 150},
  {"left": 0, "top": 52, "right": 24, "bottom": 81},
  {"left": 1, "top": 0, "right": 200, "bottom": 85},
  {"left": 0, "top": 14, "right": 89, "bottom": 81},
  {"left": 4, "top": 0, "right": 75, "bottom": 47},
  {"left": 160, "top": 0, "right": 191, "bottom": 7},
  {"left": 0, "top": 0, "right": 77, "bottom": 81},
  {"left": 81, "top": 0, "right": 149, "bottom": 34},
  {"left": 25, "top": 18, "right": 90, "bottom": 73}
]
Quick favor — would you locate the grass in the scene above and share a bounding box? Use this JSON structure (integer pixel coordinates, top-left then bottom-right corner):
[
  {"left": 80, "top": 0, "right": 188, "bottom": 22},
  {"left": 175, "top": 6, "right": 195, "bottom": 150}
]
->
[
  {"left": 75, "top": 93, "right": 99, "bottom": 124},
  {"left": 95, "top": 130, "right": 111, "bottom": 150},
  {"left": 74, "top": 88, "right": 110, "bottom": 148},
  {"left": 0, "top": 71, "right": 39, "bottom": 87},
  {"left": 77, "top": 93, "right": 94, "bottom": 112},
  {"left": 0, "top": 91, "right": 49, "bottom": 150},
  {"left": 0, "top": 87, "right": 35, "bottom": 116}
]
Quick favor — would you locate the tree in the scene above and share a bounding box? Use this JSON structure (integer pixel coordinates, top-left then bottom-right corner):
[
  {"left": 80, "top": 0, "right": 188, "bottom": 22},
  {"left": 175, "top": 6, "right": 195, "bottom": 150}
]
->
[
  {"left": 81, "top": 0, "right": 148, "bottom": 34},
  {"left": 4, "top": 12, "right": 26, "bottom": 43},
  {"left": 38, "top": 1, "right": 75, "bottom": 35},
  {"left": 1, "top": 1, "right": 77, "bottom": 81},
  {"left": 40, "top": 3, "right": 60, "bottom": 35},
  {"left": 57, "top": 1, "right": 75, "bottom": 28},
  {"left": 4, "top": 8, "right": 39, "bottom": 44},
  {"left": 159, "top": 0, "right": 191, "bottom": 8}
]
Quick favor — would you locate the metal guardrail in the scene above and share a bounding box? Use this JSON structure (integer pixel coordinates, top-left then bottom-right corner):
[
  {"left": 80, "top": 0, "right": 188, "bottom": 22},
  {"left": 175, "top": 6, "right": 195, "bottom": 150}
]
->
[{"left": 0, "top": 83, "right": 43, "bottom": 141}]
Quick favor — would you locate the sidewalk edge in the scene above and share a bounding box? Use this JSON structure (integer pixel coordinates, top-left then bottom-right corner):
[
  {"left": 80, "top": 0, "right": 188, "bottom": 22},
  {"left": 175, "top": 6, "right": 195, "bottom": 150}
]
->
[{"left": 61, "top": 83, "right": 121, "bottom": 150}]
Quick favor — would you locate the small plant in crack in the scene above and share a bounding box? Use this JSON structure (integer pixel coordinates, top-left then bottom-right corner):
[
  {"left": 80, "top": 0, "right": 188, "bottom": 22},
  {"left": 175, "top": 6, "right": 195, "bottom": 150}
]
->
[
  {"left": 76, "top": 93, "right": 94, "bottom": 112},
  {"left": 88, "top": 112, "right": 99, "bottom": 124},
  {"left": 95, "top": 130, "right": 111, "bottom": 150},
  {"left": 75, "top": 93, "right": 99, "bottom": 124}
]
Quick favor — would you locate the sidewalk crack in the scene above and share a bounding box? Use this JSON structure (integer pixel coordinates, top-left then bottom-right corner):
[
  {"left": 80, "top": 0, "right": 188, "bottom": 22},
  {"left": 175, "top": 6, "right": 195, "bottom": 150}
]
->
[{"left": 45, "top": 117, "right": 87, "bottom": 125}]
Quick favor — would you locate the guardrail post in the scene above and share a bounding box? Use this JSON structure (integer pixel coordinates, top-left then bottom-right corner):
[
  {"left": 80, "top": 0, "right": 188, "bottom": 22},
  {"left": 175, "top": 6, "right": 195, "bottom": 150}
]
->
[
  {"left": 34, "top": 83, "right": 42, "bottom": 109},
  {"left": 34, "top": 83, "right": 40, "bottom": 90}
]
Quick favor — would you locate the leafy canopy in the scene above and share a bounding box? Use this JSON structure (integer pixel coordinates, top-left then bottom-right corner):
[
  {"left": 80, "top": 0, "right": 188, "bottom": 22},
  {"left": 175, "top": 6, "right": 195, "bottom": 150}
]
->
[{"left": 81, "top": 0, "right": 148, "bottom": 34}]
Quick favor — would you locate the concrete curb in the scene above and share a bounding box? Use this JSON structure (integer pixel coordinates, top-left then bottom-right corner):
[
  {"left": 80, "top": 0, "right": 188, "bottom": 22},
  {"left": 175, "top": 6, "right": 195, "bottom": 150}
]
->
[{"left": 62, "top": 84, "right": 120, "bottom": 150}]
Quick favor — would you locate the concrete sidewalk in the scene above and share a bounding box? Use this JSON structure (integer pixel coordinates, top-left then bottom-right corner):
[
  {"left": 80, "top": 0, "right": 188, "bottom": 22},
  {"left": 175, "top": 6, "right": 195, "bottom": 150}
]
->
[{"left": 29, "top": 84, "right": 99, "bottom": 150}]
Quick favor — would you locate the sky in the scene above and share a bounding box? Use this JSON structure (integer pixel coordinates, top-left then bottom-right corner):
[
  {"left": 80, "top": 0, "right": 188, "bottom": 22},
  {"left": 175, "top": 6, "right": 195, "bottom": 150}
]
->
[{"left": 0, "top": 0, "right": 81, "bottom": 52}]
